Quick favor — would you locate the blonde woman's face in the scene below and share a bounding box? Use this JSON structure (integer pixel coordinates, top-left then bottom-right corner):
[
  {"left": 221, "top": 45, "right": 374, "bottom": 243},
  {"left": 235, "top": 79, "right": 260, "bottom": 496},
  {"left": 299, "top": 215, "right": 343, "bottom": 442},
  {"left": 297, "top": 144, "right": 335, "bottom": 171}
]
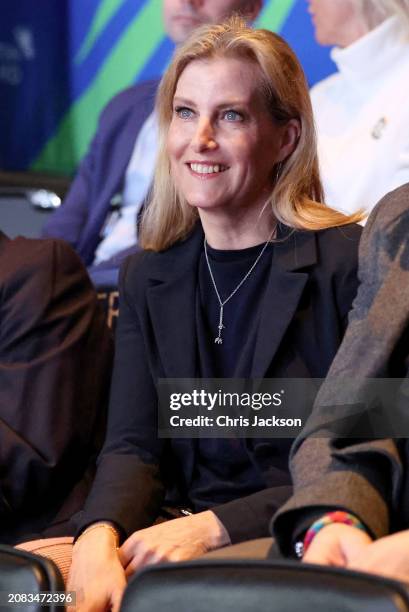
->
[{"left": 167, "top": 57, "right": 298, "bottom": 217}]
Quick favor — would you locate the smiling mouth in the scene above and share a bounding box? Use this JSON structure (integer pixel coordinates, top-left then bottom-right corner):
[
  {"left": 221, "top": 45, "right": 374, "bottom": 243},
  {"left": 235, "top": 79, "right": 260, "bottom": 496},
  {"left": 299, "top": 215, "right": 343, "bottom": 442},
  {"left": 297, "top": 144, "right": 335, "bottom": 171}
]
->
[{"left": 188, "top": 163, "right": 229, "bottom": 175}]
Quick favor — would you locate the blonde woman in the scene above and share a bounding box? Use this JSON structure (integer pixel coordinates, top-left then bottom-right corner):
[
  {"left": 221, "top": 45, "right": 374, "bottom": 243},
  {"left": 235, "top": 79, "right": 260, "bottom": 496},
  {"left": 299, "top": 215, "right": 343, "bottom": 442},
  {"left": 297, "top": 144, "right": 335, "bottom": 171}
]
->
[
  {"left": 308, "top": 0, "right": 409, "bottom": 216},
  {"left": 66, "top": 19, "right": 362, "bottom": 611}
]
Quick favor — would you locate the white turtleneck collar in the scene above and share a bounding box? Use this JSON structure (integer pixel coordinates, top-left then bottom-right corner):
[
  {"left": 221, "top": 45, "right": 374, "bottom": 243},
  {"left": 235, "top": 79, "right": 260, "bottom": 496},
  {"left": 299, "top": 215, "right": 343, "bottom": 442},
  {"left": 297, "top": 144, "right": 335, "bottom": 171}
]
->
[{"left": 330, "top": 16, "right": 408, "bottom": 86}]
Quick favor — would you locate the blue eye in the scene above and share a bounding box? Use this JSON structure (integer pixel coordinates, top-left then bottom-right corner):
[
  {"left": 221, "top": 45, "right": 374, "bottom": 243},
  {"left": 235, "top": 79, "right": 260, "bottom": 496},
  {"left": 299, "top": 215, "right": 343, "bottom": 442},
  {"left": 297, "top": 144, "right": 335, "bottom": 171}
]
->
[
  {"left": 175, "top": 107, "right": 193, "bottom": 119},
  {"left": 224, "top": 110, "right": 242, "bottom": 121}
]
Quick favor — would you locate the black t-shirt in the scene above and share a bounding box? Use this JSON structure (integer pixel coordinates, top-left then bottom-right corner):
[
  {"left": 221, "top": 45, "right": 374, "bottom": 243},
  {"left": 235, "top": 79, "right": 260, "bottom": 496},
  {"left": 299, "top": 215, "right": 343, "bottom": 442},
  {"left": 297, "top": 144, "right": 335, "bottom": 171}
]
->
[
  {"left": 197, "top": 242, "right": 274, "bottom": 377},
  {"left": 188, "top": 241, "right": 274, "bottom": 511}
]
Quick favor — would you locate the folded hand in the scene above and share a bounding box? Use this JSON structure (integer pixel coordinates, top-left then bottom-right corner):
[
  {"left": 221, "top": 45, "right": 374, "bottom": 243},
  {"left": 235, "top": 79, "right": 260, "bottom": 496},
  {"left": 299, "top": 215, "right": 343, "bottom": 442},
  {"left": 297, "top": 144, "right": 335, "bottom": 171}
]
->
[{"left": 118, "top": 510, "right": 230, "bottom": 577}]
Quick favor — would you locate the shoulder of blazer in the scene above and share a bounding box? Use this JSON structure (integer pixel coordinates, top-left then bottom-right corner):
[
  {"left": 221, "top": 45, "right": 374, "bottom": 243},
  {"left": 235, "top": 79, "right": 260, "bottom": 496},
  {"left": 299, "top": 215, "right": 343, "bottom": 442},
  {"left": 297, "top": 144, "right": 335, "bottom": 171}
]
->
[
  {"left": 118, "top": 225, "right": 204, "bottom": 296},
  {"left": 312, "top": 223, "right": 362, "bottom": 274},
  {"left": 273, "top": 222, "right": 361, "bottom": 277},
  {"left": 314, "top": 222, "right": 362, "bottom": 247},
  {"left": 100, "top": 79, "right": 160, "bottom": 127}
]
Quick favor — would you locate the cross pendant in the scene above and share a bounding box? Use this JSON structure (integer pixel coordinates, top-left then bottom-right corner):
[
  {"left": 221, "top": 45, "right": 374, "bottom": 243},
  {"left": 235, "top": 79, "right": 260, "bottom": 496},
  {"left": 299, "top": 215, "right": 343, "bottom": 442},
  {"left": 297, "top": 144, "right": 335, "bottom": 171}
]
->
[{"left": 214, "top": 305, "right": 225, "bottom": 345}]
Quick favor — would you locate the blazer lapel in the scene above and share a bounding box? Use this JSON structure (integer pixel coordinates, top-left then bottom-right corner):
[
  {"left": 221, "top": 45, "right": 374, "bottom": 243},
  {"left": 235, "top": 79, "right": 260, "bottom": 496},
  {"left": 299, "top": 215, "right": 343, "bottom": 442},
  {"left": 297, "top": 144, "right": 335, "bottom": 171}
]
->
[
  {"left": 145, "top": 224, "right": 317, "bottom": 379},
  {"left": 251, "top": 228, "right": 318, "bottom": 378},
  {"left": 146, "top": 225, "right": 203, "bottom": 378}
]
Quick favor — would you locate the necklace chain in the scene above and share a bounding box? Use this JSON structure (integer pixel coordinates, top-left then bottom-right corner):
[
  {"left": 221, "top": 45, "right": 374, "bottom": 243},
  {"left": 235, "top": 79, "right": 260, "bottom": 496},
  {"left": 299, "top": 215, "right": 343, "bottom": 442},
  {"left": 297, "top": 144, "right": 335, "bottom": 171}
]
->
[{"left": 204, "top": 233, "right": 274, "bottom": 345}]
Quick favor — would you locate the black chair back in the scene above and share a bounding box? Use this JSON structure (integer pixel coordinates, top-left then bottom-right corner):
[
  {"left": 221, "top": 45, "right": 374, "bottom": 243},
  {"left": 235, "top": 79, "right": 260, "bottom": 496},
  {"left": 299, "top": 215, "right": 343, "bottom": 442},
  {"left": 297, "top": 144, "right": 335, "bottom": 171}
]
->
[
  {"left": 0, "top": 545, "right": 65, "bottom": 611},
  {"left": 120, "top": 559, "right": 409, "bottom": 612}
]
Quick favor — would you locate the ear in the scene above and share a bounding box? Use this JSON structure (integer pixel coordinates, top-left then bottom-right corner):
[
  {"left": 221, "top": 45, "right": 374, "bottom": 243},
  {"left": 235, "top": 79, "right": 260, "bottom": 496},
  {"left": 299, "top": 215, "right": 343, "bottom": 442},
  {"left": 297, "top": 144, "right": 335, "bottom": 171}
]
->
[
  {"left": 276, "top": 118, "right": 301, "bottom": 162},
  {"left": 244, "top": 0, "right": 263, "bottom": 22}
]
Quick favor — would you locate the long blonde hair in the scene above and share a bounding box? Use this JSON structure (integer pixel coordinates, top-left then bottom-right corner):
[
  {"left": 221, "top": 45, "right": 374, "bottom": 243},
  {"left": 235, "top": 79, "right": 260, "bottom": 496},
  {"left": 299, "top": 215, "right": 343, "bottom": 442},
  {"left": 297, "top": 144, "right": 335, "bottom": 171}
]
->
[{"left": 140, "top": 18, "right": 362, "bottom": 251}]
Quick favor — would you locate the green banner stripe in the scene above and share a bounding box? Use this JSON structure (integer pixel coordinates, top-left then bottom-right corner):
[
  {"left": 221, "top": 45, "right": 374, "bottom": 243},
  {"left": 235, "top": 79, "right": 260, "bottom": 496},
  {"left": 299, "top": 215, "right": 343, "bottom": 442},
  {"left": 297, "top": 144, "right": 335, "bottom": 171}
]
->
[
  {"left": 32, "top": 0, "right": 164, "bottom": 175},
  {"left": 75, "top": 0, "right": 126, "bottom": 64},
  {"left": 256, "top": 0, "right": 296, "bottom": 31}
]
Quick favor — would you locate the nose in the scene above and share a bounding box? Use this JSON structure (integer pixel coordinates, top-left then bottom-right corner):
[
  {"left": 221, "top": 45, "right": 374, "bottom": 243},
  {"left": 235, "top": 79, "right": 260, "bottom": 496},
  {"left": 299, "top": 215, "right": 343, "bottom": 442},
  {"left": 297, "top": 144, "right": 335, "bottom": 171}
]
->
[{"left": 192, "top": 118, "right": 218, "bottom": 152}]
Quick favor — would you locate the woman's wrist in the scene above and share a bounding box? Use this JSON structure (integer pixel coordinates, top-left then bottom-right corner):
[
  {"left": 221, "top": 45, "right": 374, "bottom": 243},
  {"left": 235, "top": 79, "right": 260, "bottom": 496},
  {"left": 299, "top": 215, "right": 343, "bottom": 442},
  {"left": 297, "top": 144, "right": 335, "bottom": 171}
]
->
[
  {"left": 75, "top": 522, "right": 120, "bottom": 549},
  {"left": 199, "top": 511, "right": 231, "bottom": 550},
  {"left": 303, "top": 510, "right": 368, "bottom": 556}
]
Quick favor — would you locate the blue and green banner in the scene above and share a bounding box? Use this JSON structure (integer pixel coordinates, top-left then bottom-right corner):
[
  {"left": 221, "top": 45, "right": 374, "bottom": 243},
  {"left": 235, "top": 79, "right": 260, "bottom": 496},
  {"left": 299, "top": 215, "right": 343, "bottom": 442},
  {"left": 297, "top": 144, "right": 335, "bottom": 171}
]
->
[{"left": 0, "top": 0, "right": 335, "bottom": 176}]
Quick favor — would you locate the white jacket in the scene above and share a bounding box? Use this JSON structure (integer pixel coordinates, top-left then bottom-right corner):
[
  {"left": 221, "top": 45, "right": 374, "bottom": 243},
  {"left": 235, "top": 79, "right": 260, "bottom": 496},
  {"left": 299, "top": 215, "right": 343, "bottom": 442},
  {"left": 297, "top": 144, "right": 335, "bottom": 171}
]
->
[{"left": 311, "top": 16, "right": 409, "bottom": 218}]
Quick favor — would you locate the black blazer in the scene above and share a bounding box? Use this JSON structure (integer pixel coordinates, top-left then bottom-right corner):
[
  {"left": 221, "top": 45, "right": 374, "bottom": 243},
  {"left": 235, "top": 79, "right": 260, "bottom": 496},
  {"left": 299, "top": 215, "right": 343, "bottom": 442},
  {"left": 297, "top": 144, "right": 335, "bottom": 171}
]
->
[
  {"left": 0, "top": 232, "right": 113, "bottom": 544},
  {"left": 79, "top": 222, "right": 361, "bottom": 543}
]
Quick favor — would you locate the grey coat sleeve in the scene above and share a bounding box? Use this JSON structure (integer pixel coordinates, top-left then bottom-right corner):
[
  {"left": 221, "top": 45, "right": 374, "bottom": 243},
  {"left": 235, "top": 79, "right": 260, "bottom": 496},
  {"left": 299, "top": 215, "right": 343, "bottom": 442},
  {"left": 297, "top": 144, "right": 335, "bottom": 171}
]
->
[{"left": 272, "top": 184, "right": 409, "bottom": 554}]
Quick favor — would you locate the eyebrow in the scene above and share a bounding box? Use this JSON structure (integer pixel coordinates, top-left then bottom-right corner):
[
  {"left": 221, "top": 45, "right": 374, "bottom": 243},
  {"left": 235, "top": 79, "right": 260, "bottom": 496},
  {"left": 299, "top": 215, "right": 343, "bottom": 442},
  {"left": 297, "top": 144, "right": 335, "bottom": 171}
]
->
[{"left": 173, "top": 96, "right": 251, "bottom": 108}]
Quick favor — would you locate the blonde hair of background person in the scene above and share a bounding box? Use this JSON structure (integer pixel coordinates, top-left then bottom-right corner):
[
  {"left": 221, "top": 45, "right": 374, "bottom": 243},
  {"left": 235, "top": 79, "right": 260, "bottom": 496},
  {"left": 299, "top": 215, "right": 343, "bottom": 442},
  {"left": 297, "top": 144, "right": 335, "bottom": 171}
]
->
[
  {"left": 357, "top": 0, "right": 409, "bottom": 30},
  {"left": 140, "top": 17, "right": 363, "bottom": 251}
]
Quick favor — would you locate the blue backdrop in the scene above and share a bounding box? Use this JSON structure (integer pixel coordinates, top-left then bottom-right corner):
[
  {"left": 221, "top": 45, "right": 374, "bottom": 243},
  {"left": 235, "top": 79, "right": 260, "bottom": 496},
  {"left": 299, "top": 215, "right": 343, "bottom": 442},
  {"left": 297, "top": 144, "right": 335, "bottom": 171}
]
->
[{"left": 0, "top": 0, "right": 336, "bottom": 176}]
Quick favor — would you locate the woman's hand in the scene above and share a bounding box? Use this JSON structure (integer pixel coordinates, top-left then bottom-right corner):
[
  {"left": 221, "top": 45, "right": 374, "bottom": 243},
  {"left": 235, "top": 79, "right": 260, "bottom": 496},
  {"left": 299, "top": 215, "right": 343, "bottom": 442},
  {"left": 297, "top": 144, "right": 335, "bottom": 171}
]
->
[
  {"left": 303, "top": 523, "right": 409, "bottom": 584},
  {"left": 303, "top": 523, "right": 372, "bottom": 567},
  {"left": 119, "top": 511, "right": 230, "bottom": 577},
  {"left": 67, "top": 525, "right": 127, "bottom": 612},
  {"left": 348, "top": 530, "right": 409, "bottom": 584}
]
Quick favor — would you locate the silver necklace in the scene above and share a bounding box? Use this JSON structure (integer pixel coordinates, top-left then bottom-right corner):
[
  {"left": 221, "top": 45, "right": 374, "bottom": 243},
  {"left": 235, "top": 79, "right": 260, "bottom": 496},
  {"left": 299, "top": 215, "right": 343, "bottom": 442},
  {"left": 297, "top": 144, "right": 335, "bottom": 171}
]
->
[{"left": 204, "top": 234, "right": 273, "bottom": 345}]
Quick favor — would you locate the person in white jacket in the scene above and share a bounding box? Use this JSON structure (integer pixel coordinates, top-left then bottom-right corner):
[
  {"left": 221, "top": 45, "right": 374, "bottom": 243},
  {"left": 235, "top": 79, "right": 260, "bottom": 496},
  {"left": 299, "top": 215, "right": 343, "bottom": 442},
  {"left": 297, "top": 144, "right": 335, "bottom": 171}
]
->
[{"left": 308, "top": 0, "right": 409, "bottom": 217}]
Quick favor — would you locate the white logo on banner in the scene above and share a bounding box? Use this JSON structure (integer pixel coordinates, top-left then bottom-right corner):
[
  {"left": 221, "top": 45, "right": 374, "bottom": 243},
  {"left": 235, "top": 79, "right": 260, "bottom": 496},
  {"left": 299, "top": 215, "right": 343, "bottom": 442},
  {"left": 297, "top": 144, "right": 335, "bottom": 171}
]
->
[
  {"left": 14, "top": 27, "right": 35, "bottom": 60},
  {"left": 0, "top": 26, "right": 35, "bottom": 86}
]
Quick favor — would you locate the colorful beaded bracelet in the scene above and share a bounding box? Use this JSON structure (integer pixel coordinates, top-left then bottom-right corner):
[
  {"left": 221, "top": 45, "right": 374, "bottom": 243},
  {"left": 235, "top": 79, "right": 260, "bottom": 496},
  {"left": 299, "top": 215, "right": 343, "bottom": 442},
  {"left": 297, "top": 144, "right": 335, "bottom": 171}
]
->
[{"left": 303, "top": 510, "right": 368, "bottom": 555}]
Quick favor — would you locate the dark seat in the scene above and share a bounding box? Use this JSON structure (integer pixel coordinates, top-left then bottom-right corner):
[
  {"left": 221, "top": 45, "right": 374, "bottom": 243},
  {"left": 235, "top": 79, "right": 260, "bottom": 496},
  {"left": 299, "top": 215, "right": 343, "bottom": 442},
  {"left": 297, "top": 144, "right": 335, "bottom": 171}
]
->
[
  {"left": 0, "top": 171, "right": 70, "bottom": 238},
  {"left": 0, "top": 545, "right": 65, "bottom": 611},
  {"left": 120, "top": 559, "right": 409, "bottom": 612}
]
